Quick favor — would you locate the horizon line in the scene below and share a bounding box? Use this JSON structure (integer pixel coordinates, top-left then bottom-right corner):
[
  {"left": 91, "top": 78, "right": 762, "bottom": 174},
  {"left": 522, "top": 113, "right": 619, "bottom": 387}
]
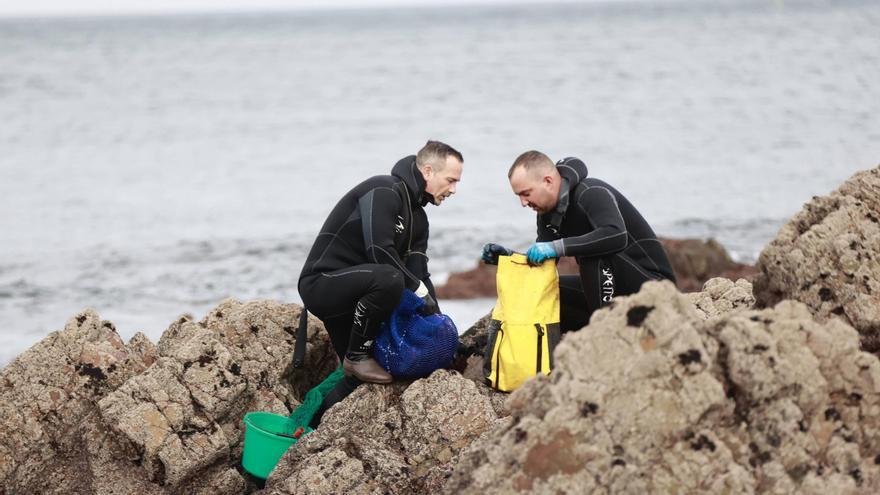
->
[{"left": 0, "top": 0, "right": 624, "bottom": 21}]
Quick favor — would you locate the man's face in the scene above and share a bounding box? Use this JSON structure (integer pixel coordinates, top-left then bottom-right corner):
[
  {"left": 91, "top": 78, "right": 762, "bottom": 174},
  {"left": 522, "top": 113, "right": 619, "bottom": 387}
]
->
[
  {"left": 422, "top": 155, "right": 463, "bottom": 206},
  {"left": 509, "top": 166, "right": 558, "bottom": 214}
]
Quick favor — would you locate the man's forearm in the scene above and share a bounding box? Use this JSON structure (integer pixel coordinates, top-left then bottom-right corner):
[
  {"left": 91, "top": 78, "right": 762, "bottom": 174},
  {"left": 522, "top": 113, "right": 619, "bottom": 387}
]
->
[{"left": 552, "top": 226, "right": 627, "bottom": 258}]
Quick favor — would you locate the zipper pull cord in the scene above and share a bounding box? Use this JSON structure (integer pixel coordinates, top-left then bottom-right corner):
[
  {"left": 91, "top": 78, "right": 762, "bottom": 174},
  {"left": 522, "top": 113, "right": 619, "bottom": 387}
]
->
[{"left": 534, "top": 323, "right": 544, "bottom": 374}]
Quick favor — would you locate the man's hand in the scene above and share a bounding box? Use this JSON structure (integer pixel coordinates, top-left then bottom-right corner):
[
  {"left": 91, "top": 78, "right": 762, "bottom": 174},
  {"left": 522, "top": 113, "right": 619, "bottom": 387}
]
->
[
  {"left": 415, "top": 281, "right": 440, "bottom": 315},
  {"left": 418, "top": 293, "right": 440, "bottom": 316},
  {"left": 481, "top": 243, "right": 513, "bottom": 265},
  {"left": 526, "top": 242, "right": 557, "bottom": 265}
]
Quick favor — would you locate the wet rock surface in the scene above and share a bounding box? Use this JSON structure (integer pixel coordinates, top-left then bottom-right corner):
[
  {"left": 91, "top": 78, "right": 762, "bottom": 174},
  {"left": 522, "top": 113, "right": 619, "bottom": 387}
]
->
[
  {"left": 444, "top": 281, "right": 880, "bottom": 494},
  {"left": 754, "top": 165, "right": 880, "bottom": 353}
]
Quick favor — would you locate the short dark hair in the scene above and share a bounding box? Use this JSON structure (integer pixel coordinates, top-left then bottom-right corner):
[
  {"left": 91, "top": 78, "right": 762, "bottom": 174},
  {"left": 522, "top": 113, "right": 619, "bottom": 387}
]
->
[
  {"left": 416, "top": 140, "right": 463, "bottom": 171},
  {"left": 508, "top": 150, "right": 553, "bottom": 178}
]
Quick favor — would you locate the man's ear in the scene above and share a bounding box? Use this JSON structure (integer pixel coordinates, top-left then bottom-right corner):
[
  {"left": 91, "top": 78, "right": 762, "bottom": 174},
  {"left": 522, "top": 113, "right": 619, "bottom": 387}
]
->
[{"left": 421, "top": 164, "right": 433, "bottom": 180}]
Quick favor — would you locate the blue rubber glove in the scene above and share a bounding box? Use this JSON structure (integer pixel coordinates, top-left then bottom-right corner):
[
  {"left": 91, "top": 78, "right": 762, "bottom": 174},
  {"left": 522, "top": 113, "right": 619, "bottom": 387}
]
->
[
  {"left": 526, "top": 242, "right": 557, "bottom": 265},
  {"left": 481, "top": 243, "right": 513, "bottom": 265}
]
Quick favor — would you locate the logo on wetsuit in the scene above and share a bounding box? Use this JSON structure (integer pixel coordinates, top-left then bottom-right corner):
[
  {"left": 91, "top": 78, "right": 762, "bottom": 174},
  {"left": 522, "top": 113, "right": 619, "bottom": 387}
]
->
[
  {"left": 353, "top": 301, "right": 367, "bottom": 327},
  {"left": 601, "top": 268, "right": 615, "bottom": 303},
  {"left": 395, "top": 215, "right": 405, "bottom": 234}
]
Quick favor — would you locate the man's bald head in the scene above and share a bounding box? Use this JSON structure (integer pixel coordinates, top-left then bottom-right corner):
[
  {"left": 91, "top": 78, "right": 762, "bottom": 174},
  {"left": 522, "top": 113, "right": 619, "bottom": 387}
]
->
[
  {"left": 508, "top": 150, "right": 555, "bottom": 179},
  {"left": 507, "top": 150, "right": 562, "bottom": 214}
]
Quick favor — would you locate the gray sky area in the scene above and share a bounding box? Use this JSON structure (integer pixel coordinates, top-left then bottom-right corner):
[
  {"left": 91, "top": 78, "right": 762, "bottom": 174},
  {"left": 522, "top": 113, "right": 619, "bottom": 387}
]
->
[{"left": 0, "top": 0, "right": 596, "bottom": 18}]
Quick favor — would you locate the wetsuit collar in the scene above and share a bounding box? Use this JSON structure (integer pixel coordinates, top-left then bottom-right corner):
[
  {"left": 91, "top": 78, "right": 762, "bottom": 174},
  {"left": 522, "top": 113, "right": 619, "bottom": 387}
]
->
[
  {"left": 555, "top": 157, "right": 588, "bottom": 186},
  {"left": 545, "top": 177, "right": 570, "bottom": 234},
  {"left": 391, "top": 155, "right": 432, "bottom": 207},
  {"left": 554, "top": 178, "right": 571, "bottom": 214},
  {"left": 545, "top": 158, "right": 588, "bottom": 233}
]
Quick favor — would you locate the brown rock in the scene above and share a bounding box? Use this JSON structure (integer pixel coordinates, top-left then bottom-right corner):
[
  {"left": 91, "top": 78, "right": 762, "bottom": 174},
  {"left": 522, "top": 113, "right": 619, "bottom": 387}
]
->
[
  {"left": 0, "top": 300, "right": 335, "bottom": 493},
  {"left": 435, "top": 262, "right": 499, "bottom": 299},
  {"left": 259, "top": 370, "right": 502, "bottom": 494},
  {"left": 754, "top": 165, "right": 880, "bottom": 352},
  {"left": 444, "top": 281, "right": 880, "bottom": 494},
  {"left": 661, "top": 238, "right": 758, "bottom": 292},
  {"left": 80, "top": 416, "right": 247, "bottom": 495},
  {"left": 127, "top": 331, "right": 159, "bottom": 368},
  {"left": 98, "top": 299, "right": 337, "bottom": 489},
  {"left": 455, "top": 313, "right": 493, "bottom": 360},
  {"left": 0, "top": 310, "right": 155, "bottom": 493}
]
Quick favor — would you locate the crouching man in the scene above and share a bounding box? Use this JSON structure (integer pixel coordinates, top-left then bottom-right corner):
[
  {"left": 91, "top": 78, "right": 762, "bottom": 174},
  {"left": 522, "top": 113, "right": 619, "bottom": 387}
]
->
[
  {"left": 482, "top": 150, "right": 674, "bottom": 332},
  {"left": 299, "top": 141, "right": 463, "bottom": 424}
]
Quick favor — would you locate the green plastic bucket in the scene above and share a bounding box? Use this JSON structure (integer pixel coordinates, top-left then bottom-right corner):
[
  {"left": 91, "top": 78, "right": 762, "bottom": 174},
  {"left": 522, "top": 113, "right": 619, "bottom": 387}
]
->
[
  {"left": 240, "top": 368, "right": 343, "bottom": 479},
  {"left": 242, "top": 412, "right": 306, "bottom": 479}
]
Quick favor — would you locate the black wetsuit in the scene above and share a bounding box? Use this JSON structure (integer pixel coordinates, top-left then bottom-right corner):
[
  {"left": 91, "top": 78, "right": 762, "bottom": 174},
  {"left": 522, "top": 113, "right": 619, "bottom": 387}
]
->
[
  {"left": 299, "top": 155, "right": 437, "bottom": 357},
  {"left": 537, "top": 158, "right": 676, "bottom": 331},
  {"left": 298, "top": 155, "right": 437, "bottom": 426}
]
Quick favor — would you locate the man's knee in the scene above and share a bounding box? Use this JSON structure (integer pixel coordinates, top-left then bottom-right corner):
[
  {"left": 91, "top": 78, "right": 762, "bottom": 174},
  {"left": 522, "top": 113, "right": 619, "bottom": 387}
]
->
[
  {"left": 371, "top": 265, "right": 405, "bottom": 296},
  {"left": 359, "top": 265, "right": 404, "bottom": 314}
]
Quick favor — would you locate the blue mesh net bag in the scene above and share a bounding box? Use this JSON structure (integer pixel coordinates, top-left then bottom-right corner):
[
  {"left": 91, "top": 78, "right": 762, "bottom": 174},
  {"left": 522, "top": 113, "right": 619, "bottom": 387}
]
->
[{"left": 374, "top": 289, "right": 458, "bottom": 379}]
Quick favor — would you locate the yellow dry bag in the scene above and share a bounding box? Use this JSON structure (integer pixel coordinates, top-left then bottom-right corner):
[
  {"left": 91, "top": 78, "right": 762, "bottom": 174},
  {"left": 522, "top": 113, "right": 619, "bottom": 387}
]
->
[{"left": 484, "top": 253, "right": 561, "bottom": 392}]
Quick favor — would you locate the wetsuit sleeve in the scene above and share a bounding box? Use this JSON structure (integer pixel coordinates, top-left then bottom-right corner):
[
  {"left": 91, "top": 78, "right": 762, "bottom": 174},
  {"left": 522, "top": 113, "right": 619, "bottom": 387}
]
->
[
  {"left": 407, "top": 244, "right": 439, "bottom": 308},
  {"left": 553, "top": 185, "right": 628, "bottom": 258},
  {"left": 404, "top": 249, "right": 430, "bottom": 283},
  {"left": 358, "top": 187, "right": 423, "bottom": 292},
  {"left": 403, "top": 208, "right": 438, "bottom": 303}
]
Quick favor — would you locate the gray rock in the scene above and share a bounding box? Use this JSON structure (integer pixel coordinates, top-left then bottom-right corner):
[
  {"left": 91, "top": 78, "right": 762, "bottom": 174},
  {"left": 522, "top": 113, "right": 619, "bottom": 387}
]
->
[
  {"left": 98, "top": 299, "right": 337, "bottom": 488},
  {"left": 754, "top": 165, "right": 880, "bottom": 352},
  {"left": 259, "top": 370, "right": 501, "bottom": 495},
  {"left": 687, "top": 277, "right": 756, "bottom": 319},
  {"left": 444, "top": 281, "right": 880, "bottom": 494},
  {"left": 0, "top": 310, "right": 154, "bottom": 493},
  {"left": 7, "top": 168, "right": 878, "bottom": 495},
  {"left": 455, "top": 277, "right": 755, "bottom": 380},
  {"left": 0, "top": 299, "right": 335, "bottom": 493}
]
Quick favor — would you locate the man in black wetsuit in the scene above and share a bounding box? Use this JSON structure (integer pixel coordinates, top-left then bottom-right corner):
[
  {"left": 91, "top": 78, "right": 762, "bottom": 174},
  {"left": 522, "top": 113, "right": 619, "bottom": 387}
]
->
[
  {"left": 298, "top": 141, "right": 462, "bottom": 423},
  {"left": 482, "top": 150, "right": 675, "bottom": 332}
]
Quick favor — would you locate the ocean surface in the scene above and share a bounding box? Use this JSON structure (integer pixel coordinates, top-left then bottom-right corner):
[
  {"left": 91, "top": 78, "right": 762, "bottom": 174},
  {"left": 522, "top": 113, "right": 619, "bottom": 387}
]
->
[{"left": 1, "top": 0, "right": 879, "bottom": 365}]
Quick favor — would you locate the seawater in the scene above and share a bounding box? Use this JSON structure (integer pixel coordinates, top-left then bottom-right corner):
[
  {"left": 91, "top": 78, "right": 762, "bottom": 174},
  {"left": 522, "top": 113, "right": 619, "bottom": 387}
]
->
[{"left": 1, "top": 0, "right": 879, "bottom": 365}]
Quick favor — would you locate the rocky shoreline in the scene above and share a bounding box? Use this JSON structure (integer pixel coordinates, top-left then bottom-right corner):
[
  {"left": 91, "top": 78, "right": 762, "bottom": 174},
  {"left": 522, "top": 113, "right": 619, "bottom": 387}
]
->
[{"left": 1, "top": 165, "right": 877, "bottom": 494}]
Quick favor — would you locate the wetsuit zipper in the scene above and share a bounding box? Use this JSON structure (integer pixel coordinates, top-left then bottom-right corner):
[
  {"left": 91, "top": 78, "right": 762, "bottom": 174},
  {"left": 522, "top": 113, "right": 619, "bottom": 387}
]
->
[
  {"left": 534, "top": 323, "right": 544, "bottom": 373},
  {"left": 401, "top": 181, "right": 414, "bottom": 253},
  {"left": 493, "top": 328, "right": 504, "bottom": 389}
]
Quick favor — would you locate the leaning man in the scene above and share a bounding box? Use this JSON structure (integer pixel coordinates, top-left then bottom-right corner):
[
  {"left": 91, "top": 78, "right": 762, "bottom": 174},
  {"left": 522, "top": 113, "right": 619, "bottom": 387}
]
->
[
  {"left": 299, "top": 141, "right": 462, "bottom": 423},
  {"left": 482, "top": 150, "right": 674, "bottom": 332}
]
